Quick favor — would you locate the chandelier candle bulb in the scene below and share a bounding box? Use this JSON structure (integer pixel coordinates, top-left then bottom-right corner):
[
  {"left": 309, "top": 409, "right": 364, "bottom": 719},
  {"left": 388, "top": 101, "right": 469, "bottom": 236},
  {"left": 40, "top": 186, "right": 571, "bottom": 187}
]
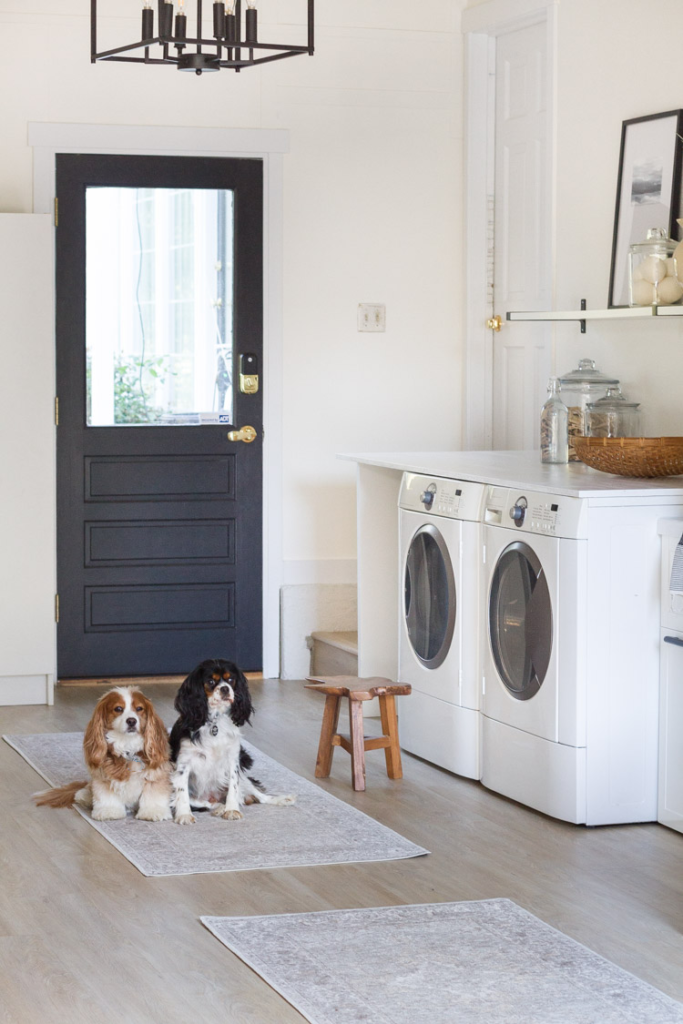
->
[
  {"left": 225, "top": 10, "right": 236, "bottom": 42},
  {"left": 213, "top": 1, "right": 225, "bottom": 38},
  {"left": 175, "top": 5, "right": 187, "bottom": 46},
  {"left": 141, "top": 4, "right": 154, "bottom": 39},
  {"left": 245, "top": 4, "right": 257, "bottom": 43},
  {"left": 160, "top": 0, "right": 174, "bottom": 37}
]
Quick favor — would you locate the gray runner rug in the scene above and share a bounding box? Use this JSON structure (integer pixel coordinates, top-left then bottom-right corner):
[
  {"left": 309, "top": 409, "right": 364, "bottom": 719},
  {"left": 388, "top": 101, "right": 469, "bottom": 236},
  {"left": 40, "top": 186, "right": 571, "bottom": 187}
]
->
[
  {"left": 3, "top": 732, "right": 428, "bottom": 877},
  {"left": 201, "top": 899, "right": 683, "bottom": 1024}
]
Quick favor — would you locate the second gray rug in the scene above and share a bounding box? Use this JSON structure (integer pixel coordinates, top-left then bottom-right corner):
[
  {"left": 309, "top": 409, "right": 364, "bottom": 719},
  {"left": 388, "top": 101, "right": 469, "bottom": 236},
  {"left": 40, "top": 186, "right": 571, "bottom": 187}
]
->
[
  {"left": 202, "top": 899, "right": 683, "bottom": 1024},
  {"left": 4, "top": 732, "right": 428, "bottom": 877}
]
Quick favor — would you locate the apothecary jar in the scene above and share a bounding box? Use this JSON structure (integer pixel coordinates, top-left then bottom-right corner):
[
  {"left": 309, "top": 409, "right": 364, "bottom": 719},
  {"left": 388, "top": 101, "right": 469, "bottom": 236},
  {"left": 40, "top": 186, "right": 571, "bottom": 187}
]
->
[
  {"left": 558, "top": 358, "right": 619, "bottom": 461},
  {"left": 586, "top": 387, "right": 641, "bottom": 438}
]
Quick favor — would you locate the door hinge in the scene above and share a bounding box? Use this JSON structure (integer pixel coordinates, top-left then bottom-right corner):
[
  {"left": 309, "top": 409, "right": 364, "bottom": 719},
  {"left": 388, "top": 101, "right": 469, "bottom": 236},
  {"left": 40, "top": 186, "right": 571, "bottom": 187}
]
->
[
  {"left": 54, "top": 198, "right": 58, "bottom": 227},
  {"left": 55, "top": 594, "right": 60, "bottom": 623},
  {"left": 55, "top": 397, "right": 59, "bottom": 426}
]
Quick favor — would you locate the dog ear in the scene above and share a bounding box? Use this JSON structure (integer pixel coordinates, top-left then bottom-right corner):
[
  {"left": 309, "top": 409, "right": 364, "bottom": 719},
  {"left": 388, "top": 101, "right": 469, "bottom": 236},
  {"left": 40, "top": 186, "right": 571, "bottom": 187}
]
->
[
  {"left": 174, "top": 662, "right": 210, "bottom": 732},
  {"left": 135, "top": 693, "right": 170, "bottom": 770},
  {"left": 230, "top": 666, "right": 254, "bottom": 727},
  {"left": 83, "top": 697, "right": 109, "bottom": 769}
]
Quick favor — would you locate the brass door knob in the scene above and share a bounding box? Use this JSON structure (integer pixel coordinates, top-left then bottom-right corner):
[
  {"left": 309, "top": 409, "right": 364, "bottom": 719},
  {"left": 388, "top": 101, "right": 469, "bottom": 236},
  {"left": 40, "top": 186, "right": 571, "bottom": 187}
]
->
[
  {"left": 227, "top": 425, "right": 257, "bottom": 443},
  {"left": 486, "top": 315, "right": 503, "bottom": 332}
]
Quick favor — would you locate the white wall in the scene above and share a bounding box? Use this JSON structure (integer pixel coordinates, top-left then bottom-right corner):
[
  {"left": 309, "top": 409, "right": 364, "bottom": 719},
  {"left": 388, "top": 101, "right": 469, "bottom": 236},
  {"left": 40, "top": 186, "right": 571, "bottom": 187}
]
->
[
  {"left": 465, "top": 0, "right": 683, "bottom": 434},
  {"left": 551, "top": 0, "right": 683, "bottom": 435},
  {"left": 0, "top": 0, "right": 466, "bottom": 586},
  {"left": 0, "top": 215, "right": 55, "bottom": 704}
]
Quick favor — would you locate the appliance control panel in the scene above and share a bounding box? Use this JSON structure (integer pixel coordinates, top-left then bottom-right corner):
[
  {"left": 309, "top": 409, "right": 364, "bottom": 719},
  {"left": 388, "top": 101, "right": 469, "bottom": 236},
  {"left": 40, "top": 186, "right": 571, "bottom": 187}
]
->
[
  {"left": 399, "top": 473, "right": 485, "bottom": 521},
  {"left": 483, "top": 486, "right": 588, "bottom": 539}
]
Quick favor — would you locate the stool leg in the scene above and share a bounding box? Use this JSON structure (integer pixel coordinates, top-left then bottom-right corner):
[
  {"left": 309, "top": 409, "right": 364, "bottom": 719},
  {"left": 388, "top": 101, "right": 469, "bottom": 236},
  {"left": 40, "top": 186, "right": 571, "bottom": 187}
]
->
[
  {"left": 379, "top": 694, "right": 403, "bottom": 780},
  {"left": 314, "top": 695, "right": 341, "bottom": 778},
  {"left": 349, "top": 699, "right": 366, "bottom": 791}
]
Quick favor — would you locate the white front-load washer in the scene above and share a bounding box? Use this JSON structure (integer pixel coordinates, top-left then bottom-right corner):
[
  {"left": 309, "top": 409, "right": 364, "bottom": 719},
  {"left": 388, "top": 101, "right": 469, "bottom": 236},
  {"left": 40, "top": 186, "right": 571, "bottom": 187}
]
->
[
  {"left": 398, "top": 473, "right": 485, "bottom": 779},
  {"left": 481, "top": 485, "right": 589, "bottom": 823}
]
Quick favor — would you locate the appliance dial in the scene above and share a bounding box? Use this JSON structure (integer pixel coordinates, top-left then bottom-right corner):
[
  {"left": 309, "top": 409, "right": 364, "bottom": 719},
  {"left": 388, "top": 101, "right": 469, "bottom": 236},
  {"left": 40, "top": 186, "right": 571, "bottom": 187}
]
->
[
  {"left": 509, "top": 496, "right": 528, "bottom": 527},
  {"left": 420, "top": 483, "right": 437, "bottom": 508}
]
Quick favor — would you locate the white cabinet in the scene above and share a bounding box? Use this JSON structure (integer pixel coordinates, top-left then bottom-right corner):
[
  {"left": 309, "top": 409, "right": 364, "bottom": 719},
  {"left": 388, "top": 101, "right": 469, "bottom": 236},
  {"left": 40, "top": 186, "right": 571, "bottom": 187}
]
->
[
  {"left": 0, "top": 214, "right": 55, "bottom": 705},
  {"left": 659, "top": 634, "right": 683, "bottom": 833},
  {"left": 658, "top": 518, "right": 683, "bottom": 834}
]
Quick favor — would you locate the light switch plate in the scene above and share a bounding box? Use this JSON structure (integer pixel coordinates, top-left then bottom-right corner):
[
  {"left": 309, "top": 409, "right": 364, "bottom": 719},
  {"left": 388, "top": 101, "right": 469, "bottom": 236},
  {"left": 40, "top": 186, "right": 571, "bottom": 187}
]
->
[{"left": 358, "top": 303, "right": 386, "bottom": 332}]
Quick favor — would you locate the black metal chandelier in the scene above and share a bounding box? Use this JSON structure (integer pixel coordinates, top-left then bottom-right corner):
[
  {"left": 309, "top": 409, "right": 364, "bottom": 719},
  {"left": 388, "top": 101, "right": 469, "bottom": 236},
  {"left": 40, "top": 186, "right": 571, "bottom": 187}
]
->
[{"left": 91, "top": 0, "right": 314, "bottom": 75}]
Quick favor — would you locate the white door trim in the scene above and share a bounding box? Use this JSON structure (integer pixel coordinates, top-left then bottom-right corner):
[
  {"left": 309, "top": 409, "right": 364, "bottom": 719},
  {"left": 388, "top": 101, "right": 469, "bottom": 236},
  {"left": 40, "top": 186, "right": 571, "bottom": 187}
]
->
[
  {"left": 462, "top": 4, "right": 557, "bottom": 450},
  {"left": 30, "top": 121, "right": 286, "bottom": 678}
]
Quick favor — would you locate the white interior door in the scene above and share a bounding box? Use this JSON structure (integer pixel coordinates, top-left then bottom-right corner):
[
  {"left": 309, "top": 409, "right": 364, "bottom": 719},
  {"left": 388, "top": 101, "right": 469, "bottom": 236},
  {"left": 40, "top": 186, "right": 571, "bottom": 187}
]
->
[{"left": 492, "top": 19, "right": 552, "bottom": 450}]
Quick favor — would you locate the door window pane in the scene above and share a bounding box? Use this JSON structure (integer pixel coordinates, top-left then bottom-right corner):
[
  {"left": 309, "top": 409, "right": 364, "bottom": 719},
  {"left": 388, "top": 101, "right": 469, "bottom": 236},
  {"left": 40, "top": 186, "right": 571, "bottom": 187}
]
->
[{"left": 86, "top": 187, "right": 234, "bottom": 426}]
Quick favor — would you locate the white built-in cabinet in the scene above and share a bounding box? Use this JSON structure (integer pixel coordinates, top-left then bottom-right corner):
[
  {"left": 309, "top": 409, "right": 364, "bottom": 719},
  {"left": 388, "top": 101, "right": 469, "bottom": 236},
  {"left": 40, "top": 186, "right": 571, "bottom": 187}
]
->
[
  {"left": 0, "top": 214, "right": 56, "bottom": 704},
  {"left": 658, "top": 519, "right": 683, "bottom": 834}
]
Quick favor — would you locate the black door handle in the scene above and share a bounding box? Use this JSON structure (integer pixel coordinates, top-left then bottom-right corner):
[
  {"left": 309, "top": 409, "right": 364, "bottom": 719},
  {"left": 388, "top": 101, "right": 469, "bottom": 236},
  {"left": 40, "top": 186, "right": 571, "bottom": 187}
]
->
[{"left": 663, "top": 635, "right": 683, "bottom": 647}]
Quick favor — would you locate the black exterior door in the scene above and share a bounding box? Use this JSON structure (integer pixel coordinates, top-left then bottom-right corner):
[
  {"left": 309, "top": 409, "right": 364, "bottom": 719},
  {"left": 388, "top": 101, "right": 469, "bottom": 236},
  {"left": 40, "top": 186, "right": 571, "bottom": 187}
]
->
[{"left": 56, "top": 154, "right": 263, "bottom": 677}]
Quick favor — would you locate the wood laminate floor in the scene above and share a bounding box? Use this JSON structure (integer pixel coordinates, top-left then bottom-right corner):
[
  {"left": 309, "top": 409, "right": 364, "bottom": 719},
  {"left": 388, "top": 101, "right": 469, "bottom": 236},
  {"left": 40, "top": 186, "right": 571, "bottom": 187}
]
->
[{"left": 1, "top": 680, "right": 682, "bottom": 1023}]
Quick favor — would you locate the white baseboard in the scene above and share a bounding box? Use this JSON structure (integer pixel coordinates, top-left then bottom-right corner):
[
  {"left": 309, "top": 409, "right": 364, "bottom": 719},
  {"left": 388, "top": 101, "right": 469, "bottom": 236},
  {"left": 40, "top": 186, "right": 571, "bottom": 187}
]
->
[{"left": 0, "top": 674, "right": 54, "bottom": 706}]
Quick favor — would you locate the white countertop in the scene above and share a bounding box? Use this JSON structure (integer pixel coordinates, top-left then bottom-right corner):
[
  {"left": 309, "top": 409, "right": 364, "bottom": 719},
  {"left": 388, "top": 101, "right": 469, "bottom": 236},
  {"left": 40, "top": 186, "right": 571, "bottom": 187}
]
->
[{"left": 338, "top": 450, "right": 683, "bottom": 498}]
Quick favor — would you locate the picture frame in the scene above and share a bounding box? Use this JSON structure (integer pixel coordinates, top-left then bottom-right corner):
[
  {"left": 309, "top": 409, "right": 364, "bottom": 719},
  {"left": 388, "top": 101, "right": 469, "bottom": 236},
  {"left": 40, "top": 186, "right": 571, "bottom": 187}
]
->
[{"left": 608, "top": 110, "right": 683, "bottom": 308}]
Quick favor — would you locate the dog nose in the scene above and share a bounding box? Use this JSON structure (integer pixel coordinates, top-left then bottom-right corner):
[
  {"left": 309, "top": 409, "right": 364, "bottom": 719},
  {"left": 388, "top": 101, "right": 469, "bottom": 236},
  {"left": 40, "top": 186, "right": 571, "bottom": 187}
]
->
[
  {"left": 220, "top": 685, "right": 230, "bottom": 695},
  {"left": 126, "top": 717, "right": 137, "bottom": 728}
]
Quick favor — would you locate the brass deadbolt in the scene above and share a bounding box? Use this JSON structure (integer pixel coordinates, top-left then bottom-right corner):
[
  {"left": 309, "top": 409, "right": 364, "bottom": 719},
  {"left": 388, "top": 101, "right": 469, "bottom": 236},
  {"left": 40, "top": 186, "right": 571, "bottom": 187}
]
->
[{"left": 227, "top": 425, "right": 258, "bottom": 443}]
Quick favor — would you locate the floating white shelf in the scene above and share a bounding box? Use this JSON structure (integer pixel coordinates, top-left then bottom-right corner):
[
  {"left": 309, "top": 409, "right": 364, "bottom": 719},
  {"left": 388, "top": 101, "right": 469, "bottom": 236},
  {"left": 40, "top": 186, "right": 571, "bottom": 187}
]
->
[{"left": 506, "top": 302, "right": 683, "bottom": 333}]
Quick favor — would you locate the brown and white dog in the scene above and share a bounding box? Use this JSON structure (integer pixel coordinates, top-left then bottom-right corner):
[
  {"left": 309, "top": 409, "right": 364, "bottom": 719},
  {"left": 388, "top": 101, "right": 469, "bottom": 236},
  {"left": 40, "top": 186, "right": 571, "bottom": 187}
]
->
[{"left": 34, "top": 687, "right": 173, "bottom": 822}]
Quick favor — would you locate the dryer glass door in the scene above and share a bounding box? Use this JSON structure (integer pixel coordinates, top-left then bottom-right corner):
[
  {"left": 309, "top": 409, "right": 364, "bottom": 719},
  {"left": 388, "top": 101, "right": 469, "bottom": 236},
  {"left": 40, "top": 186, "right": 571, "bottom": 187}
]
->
[
  {"left": 404, "top": 524, "right": 456, "bottom": 670},
  {"left": 489, "top": 541, "right": 552, "bottom": 700}
]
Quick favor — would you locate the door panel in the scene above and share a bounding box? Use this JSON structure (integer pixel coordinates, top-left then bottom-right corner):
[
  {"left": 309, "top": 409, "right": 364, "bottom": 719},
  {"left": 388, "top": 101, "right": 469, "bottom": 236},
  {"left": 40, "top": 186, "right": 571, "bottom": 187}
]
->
[
  {"left": 56, "top": 154, "right": 263, "bottom": 677},
  {"left": 493, "top": 20, "right": 552, "bottom": 450}
]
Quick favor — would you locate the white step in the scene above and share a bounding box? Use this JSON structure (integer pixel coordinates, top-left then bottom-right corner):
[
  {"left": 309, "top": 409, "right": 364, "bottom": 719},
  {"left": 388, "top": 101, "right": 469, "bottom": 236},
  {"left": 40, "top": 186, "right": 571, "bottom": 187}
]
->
[{"left": 309, "top": 630, "right": 358, "bottom": 676}]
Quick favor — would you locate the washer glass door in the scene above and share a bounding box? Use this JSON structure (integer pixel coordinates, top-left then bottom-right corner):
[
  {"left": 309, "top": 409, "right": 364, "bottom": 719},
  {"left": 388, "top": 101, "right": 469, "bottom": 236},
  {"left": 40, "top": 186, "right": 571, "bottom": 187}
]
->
[
  {"left": 404, "top": 524, "right": 456, "bottom": 669},
  {"left": 489, "top": 541, "right": 552, "bottom": 700}
]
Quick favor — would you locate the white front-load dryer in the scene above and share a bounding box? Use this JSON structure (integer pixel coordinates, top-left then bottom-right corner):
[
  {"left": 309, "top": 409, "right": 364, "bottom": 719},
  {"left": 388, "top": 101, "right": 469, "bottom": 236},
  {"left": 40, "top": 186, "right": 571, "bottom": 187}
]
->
[
  {"left": 481, "top": 486, "right": 588, "bottom": 822},
  {"left": 398, "top": 473, "right": 485, "bottom": 779}
]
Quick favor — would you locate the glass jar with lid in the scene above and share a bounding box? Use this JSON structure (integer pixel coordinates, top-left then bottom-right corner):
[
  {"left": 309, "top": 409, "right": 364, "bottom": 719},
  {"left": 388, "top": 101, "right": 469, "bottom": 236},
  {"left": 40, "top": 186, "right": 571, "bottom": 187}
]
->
[
  {"left": 586, "top": 386, "right": 641, "bottom": 438},
  {"left": 558, "top": 358, "right": 619, "bottom": 460},
  {"left": 629, "top": 227, "right": 682, "bottom": 306}
]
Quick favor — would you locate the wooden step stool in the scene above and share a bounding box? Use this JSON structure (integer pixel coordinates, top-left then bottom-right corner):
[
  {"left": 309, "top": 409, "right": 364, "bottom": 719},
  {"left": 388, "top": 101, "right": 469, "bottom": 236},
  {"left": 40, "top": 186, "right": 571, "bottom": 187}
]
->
[{"left": 305, "top": 676, "right": 411, "bottom": 792}]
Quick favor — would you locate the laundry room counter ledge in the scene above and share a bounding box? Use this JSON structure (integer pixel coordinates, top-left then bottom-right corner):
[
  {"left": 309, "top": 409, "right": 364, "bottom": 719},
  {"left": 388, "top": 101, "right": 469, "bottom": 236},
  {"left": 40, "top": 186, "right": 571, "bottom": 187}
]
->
[{"left": 338, "top": 449, "right": 683, "bottom": 498}]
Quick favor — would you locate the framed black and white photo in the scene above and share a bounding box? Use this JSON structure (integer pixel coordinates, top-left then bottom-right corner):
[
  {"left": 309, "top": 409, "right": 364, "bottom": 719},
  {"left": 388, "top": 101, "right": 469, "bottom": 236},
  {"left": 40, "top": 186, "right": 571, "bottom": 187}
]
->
[{"left": 608, "top": 110, "right": 683, "bottom": 307}]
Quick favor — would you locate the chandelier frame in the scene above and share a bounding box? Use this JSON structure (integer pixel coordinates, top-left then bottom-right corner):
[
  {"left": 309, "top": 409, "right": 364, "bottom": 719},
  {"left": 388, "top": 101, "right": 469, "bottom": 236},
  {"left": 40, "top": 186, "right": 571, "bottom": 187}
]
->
[{"left": 91, "top": 0, "right": 314, "bottom": 74}]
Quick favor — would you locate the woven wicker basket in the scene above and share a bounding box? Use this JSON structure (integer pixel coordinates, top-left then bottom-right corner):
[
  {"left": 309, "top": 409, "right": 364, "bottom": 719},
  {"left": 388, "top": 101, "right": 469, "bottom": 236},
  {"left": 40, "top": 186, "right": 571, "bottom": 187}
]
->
[{"left": 573, "top": 437, "right": 683, "bottom": 478}]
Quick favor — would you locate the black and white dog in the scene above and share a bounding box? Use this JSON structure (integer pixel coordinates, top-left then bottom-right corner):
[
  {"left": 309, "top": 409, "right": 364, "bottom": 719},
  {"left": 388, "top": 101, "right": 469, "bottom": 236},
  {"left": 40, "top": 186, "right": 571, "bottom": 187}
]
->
[{"left": 169, "top": 658, "right": 295, "bottom": 825}]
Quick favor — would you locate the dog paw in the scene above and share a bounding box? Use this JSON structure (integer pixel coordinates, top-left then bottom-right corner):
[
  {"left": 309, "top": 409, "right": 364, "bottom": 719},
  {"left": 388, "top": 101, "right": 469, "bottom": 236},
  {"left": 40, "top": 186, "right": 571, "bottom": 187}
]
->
[
  {"left": 274, "top": 794, "right": 297, "bottom": 806},
  {"left": 221, "top": 808, "right": 243, "bottom": 821},
  {"left": 91, "top": 808, "right": 126, "bottom": 821},
  {"left": 175, "top": 812, "right": 196, "bottom": 825},
  {"left": 211, "top": 805, "right": 226, "bottom": 817},
  {"left": 136, "top": 809, "right": 172, "bottom": 822}
]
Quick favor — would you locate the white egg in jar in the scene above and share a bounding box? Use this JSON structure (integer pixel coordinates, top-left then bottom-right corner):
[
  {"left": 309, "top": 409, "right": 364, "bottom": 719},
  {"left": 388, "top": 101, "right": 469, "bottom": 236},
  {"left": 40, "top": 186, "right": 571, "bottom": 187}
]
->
[
  {"left": 656, "top": 274, "right": 683, "bottom": 304},
  {"left": 631, "top": 279, "right": 656, "bottom": 305},
  {"left": 639, "top": 254, "right": 668, "bottom": 284}
]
